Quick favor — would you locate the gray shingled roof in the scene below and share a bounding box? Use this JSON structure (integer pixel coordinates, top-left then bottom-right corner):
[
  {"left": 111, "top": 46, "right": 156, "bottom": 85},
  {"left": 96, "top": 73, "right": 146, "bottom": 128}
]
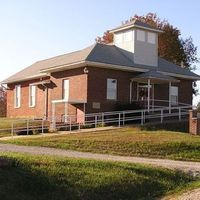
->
[
  {"left": 2, "top": 43, "right": 200, "bottom": 84},
  {"left": 2, "top": 44, "right": 95, "bottom": 84},
  {"left": 133, "top": 70, "right": 179, "bottom": 83}
]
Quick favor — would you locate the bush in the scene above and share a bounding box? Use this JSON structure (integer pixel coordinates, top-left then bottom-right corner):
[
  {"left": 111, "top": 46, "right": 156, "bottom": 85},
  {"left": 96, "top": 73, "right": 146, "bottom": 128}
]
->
[
  {"left": 115, "top": 102, "right": 143, "bottom": 111},
  {"left": 141, "top": 120, "right": 189, "bottom": 133}
]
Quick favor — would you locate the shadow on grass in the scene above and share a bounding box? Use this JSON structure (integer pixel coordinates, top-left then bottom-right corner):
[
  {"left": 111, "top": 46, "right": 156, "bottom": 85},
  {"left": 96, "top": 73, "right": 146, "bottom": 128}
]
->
[{"left": 0, "top": 155, "right": 195, "bottom": 200}]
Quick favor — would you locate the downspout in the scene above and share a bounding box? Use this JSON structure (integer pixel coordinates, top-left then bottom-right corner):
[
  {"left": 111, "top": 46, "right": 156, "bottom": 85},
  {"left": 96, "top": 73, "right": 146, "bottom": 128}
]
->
[
  {"left": 129, "top": 80, "right": 134, "bottom": 104},
  {"left": 42, "top": 84, "right": 48, "bottom": 120}
]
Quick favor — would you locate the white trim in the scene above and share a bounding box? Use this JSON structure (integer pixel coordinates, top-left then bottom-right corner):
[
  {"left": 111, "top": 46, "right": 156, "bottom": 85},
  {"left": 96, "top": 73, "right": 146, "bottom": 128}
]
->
[
  {"left": 14, "top": 85, "right": 21, "bottom": 108},
  {"left": 106, "top": 78, "right": 117, "bottom": 100},
  {"left": 169, "top": 82, "right": 171, "bottom": 114},
  {"left": 170, "top": 86, "right": 178, "bottom": 105},
  {"left": 41, "top": 60, "right": 200, "bottom": 81},
  {"left": 29, "top": 85, "right": 36, "bottom": 108},
  {"left": 2, "top": 74, "right": 48, "bottom": 84},
  {"left": 52, "top": 99, "right": 87, "bottom": 104},
  {"left": 110, "top": 24, "right": 163, "bottom": 34},
  {"left": 63, "top": 79, "right": 69, "bottom": 100},
  {"left": 87, "top": 61, "right": 148, "bottom": 72},
  {"left": 147, "top": 79, "right": 150, "bottom": 112}
]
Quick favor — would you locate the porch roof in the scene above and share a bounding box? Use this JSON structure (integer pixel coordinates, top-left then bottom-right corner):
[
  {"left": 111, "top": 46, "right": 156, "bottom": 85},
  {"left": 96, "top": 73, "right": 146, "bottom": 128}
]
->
[
  {"left": 52, "top": 99, "right": 87, "bottom": 104},
  {"left": 132, "top": 70, "right": 180, "bottom": 84}
]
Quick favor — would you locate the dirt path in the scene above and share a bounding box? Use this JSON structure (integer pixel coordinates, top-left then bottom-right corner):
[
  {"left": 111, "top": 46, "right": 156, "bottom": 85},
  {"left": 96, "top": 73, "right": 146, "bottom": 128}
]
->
[
  {"left": 162, "top": 188, "right": 200, "bottom": 200},
  {"left": 0, "top": 143, "right": 200, "bottom": 176}
]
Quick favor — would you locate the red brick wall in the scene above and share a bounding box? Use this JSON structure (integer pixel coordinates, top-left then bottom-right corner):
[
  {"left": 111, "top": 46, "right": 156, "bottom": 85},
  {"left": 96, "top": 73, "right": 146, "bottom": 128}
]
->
[
  {"left": 154, "top": 79, "right": 193, "bottom": 106},
  {"left": 86, "top": 67, "right": 139, "bottom": 113},
  {"left": 6, "top": 66, "right": 193, "bottom": 118},
  {"left": 189, "top": 110, "right": 200, "bottom": 135},
  {"left": 47, "top": 67, "right": 88, "bottom": 119},
  {"left": 7, "top": 78, "right": 49, "bottom": 118}
]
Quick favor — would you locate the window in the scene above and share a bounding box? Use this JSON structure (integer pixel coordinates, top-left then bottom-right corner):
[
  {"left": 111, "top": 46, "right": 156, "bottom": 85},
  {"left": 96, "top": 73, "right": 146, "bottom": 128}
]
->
[
  {"left": 15, "top": 85, "right": 21, "bottom": 108},
  {"left": 147, "top": 32, "right": 156, "bottom": 44},
  {"left": 124, "top": 30, "right": 132, "bottom": 42},
  {"left": 63, "top": 79, "right": 69, "bottom": 100},
  {"left": 107, "top": 79, "right": 117, "bottom": 100},
  {"left": 137, "top": 30, "right": 145, "bottom": 42},
  {"left": 29, "top": 85, "right": 36, "bottom": 107},
  {"left": 170, "top": 86, "right": 178, "bottom": 105},
  {"left": 115, "top": 33, "right": 123, "bottom": 44}
]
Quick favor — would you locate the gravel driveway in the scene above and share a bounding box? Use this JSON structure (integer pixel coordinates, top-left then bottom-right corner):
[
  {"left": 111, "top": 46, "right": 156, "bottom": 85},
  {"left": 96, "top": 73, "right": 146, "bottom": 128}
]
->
[{"left": 0, "top": 143, "right": 200, "bottom": 176}]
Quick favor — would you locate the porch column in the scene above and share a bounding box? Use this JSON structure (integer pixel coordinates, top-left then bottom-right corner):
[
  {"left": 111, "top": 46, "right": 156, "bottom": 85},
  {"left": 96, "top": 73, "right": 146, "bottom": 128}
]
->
[
  {"left": 64, "top": 102, "right": 68, "bottom": 123},
  {"left": 83, "top": 103, "right": 86, "bottom": 125},
  {"left": 52, "top": 102, "right": 56, "bottom": 130},
  {"left": 129, "top": 80, "right": 133, "bottom": 104},
  {"left": 147, "top": 79, "right": 151, "bottom": 112},
  {"left": 169, "top": 82, "right": 171, "bottom": 114}
]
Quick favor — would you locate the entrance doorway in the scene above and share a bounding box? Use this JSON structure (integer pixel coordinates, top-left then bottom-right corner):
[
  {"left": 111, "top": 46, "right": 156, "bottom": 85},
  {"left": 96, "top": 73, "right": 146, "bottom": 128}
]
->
[{"left": 137, "top": 83, "right": 154, "bottom": 108}]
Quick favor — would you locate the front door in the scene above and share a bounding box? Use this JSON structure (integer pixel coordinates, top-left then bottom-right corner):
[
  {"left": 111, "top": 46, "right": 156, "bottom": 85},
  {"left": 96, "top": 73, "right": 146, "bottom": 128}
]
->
[{"left": 137, "top": 83, "right": 154, "bottom": 108}]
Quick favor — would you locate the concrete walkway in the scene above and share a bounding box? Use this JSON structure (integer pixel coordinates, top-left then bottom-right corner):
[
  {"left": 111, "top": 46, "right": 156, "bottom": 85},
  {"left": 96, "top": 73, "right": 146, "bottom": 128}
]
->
[
  {"left": 0, "top": 143, "right": 200, "bottom": 176},
  {"left": 0, "top": 126, "right": 120, "bottom": 141}
]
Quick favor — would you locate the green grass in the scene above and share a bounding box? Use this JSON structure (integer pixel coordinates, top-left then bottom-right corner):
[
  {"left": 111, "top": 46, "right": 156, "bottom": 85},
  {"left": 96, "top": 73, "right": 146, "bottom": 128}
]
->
[
  {"left": 0, "top": 118, "right": 49, "bottom": 137},
  {"left": 2, "top": 127, "right": 200, "bottom": 161},
  {"left": 0, "top": 152, "right": 199, "bottom": 200},
  {"left": 0, "top": 118, "right": 21, "bottom": 129}
]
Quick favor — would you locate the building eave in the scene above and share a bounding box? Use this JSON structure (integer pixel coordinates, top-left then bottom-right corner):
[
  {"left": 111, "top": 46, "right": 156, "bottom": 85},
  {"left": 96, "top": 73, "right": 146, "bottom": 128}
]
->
[
  {"left": 40, "top": 61, "right": 86, "bottom": 73},
  {"left": 110, "top": 24, "right": 163, "bottom": 34},
  {"left": 158, "top": 71, "right": 200, "bottom": 81},
  {"left": 1, "top": 73, "right": 49, "bottom": 85}
]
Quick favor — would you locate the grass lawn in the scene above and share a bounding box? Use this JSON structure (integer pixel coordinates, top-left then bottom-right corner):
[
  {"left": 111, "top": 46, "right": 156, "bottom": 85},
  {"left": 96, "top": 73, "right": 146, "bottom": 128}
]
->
[
  {"left": 2, "top": 127, "right": 200, "bottom": 161},
  {"left": 0, "top": 152, "right": 199, "bottom": 200},
  {"left": 0, "top": 118, "right": 48, "bottom": 138}
]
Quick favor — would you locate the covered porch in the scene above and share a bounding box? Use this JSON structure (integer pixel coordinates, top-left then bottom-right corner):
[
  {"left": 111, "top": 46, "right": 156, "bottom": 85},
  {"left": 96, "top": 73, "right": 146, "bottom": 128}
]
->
[
  {"left": 51, "top": 99, "right": 87, "bottom": 125},
  {"left": 130, "top": 70, "right": 180, "bottom": 112}
]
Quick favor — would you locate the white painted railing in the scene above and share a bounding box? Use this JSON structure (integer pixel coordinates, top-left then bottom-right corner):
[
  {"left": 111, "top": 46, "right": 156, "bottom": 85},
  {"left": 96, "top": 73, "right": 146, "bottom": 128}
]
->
[
  {"left": 0, "top": 103, "right": 193, "bottom": 136},
  {"left": 0, "top": 118, "right": 49, "bottom": 137},
  {"left": 51, "top": 105, "right": 193, "bottom": 131}
]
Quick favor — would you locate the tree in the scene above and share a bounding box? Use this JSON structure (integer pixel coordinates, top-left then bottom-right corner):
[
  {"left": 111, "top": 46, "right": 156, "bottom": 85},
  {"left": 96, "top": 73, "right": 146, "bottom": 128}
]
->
[
  {"left": 0, "top": 87, "right": 6, "bottom": 117},
  {"left": 96, "top": 13, "right": 199, "bottom": 94}
]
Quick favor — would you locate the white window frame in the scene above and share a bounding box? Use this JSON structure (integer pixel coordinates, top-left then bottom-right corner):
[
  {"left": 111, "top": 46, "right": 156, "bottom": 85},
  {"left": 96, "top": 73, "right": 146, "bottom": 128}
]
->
[
  {"left": 14, "top": 85, "right": 21, "bottom": 108},
  {"left": 147, "top": 32, "right": 156, "bottom": 44},
  {"left": 107, "top": 78, "right": 117, "bottom": 100},
  {"left": 63, "top": 79, "right": 69, "bottom": 100},
  {"left": 137, "top": 30, "right": 145, "bottom": 42},
  {"left": 170, "top": 86, "right": 178, "bottom": 105},
  {"left": 29, "top": 85, "right": 36, "bottom": 107}
]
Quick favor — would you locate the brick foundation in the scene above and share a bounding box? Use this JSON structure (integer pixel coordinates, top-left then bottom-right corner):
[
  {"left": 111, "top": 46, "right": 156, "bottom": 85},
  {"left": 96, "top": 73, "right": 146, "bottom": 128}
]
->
[{"left": 189, "top": 110, "right": 200, "bottom": 135}]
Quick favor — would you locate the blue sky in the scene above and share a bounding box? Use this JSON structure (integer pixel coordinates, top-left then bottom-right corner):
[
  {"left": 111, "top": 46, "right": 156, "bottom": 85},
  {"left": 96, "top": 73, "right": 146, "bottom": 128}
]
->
[{"left": 0, "top": 0, "right": 200, "bottom": 104}]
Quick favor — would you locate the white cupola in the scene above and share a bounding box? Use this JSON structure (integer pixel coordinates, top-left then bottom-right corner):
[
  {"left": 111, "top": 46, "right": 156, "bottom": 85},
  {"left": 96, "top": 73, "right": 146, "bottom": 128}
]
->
[{"left": 110, "top": 20, "right": 163, "bottom": 67}]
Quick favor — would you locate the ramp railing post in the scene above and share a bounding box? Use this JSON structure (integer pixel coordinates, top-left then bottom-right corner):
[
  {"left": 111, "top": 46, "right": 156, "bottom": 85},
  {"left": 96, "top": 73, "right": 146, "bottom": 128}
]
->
[
  {"left": 27, "top": 120, "right": 29, "bottom": 135},
  {"left": 118, "top": 113, "right": 121, "bottom": 127}
]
